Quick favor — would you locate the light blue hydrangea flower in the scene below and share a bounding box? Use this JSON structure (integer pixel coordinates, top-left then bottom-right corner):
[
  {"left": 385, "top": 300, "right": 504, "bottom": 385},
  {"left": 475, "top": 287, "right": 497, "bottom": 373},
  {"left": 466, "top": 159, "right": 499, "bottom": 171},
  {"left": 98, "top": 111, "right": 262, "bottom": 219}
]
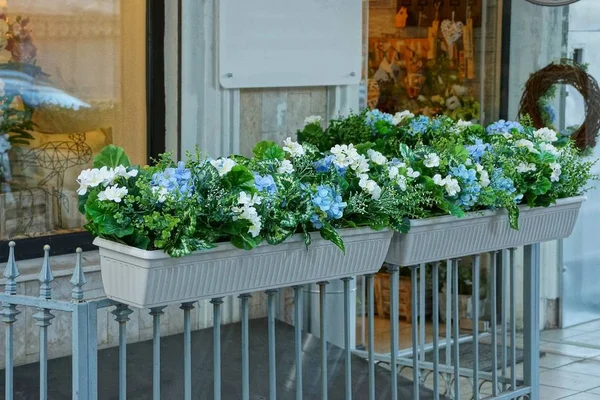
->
[
  {"left": 491, "top": 168, "right": 516, "bottom": 194},
  {"left": 365, "top": 109, "right": 394, "bottom": 133},
  {"left": 310, "top": 214, "right": 323, "bottom": 229},
  {"left": 409, "top": 116, "right": 430, "bottom": 135},
  {"left": 151, "top": 161, "right": 194, "bottom": 198},
  {"left": 254, "top": 173, "right": 277, "bottom": 194},
  {"left": 312, "top": 185, "right": 347, "bottom": 220},
  {"left": 313, "top": 155, "right": 347, "bottom": 175},
  {"left": 486, "top": 120, "right": 524, "bottom": 136},
  {"left": 450, "top": 164, "right": 481, "bottom": 209},
  {"left": 465, "top": 139, "right": 491, "bottom": 163}
]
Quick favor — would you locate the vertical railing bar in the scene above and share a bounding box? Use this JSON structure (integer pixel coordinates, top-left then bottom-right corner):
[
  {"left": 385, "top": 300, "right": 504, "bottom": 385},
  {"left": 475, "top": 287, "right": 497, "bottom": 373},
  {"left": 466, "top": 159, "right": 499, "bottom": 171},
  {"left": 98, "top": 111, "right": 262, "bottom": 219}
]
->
[
  {"left": 523, "top": 243, "right": 541, "bottom": 400},
  {"left": 446, "top": 260, "right": 452, "bottom": 369},
  {"left": 239, "top": 294, "right": 251, "bottom": 400},
  {"left": 501, "top": 249, "right": 508, "bottom": 392},
  {"left": 366, "top": 274, "right": 376, "bottom": 400},
  {"left": 452, "top": 259, "right": 461, "bottom": 399},
  {"left": 491, "top": 252, "right": 499, "bottom": 396},
  {"left": 2, "top": 241, "right": 20, "bottom": 400},
  {"left": 181, "top": 302, "right": 195, "bottom": 400},
  {"left": 361, "top": 275, "right": 366, "bottom": 349},
  {"left": 410, "top": 266, "right": 420, "bottom": 400},
  {"left": 150, "top": 306, "right": 166, "bottom": 400},
  {"left": 33, "top": 245, "right": 54, "bottom": 400},
  {"left": 419, "top": 263, "right": 426, "bottom": 364},
  {"left": 318, "top": 282, "right": 329, "bottom": 400},
  {"left": 266, "top": 289, "right": 278, "bottom": 400},
  {"left": 473, "top": 255, "right": 481, "bottom": 400},
  {"left": 388, "top": 265, "right": 399, "bottom": 400},
  {"left": 509, "top": 248, "right": 517, "bottom": 391},
  {"left": 293, "top": 286, "right": 303, "bottom": 400},
  {"left": 211, "top": 298, "right": 224, "bottom": 400},
  {"left": 342, "top": 277, "right": 353, "bottom": 400},
  {"left": 432, "top": 263, "right": 440, "bottom": 400},
  {"left": 112, "top": 304, "right": 134, "bottom": 400}
]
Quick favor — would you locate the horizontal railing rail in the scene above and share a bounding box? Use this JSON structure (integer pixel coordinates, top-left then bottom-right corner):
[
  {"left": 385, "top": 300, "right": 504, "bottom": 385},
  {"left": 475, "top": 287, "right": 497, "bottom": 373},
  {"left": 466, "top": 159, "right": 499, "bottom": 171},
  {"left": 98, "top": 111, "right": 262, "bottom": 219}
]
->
[{"left": 1, "top": 240, "right": 541, "bottom": 400}]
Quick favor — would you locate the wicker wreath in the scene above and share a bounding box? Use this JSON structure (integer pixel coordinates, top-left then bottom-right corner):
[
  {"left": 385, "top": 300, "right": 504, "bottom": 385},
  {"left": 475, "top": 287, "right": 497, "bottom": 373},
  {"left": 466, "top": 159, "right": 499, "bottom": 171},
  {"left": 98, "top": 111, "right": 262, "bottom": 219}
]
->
[{"left": 519, "top": 60, "right": 600, "bottom": 150}]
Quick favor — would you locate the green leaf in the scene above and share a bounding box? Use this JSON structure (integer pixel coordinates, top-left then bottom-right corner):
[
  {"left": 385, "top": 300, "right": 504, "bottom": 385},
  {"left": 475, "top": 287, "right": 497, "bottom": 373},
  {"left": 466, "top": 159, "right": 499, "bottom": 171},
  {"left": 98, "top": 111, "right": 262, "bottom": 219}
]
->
[
  {"left": 224, "top": 165, "right": 256, "bottom": 192},
  {"left": 231, "top": 233, "right": 261, "bottom": 250},
  {"left": 253, "top": 141, "right": 285, "bottom": 161},
  {"left": 320, "top": 222, "right": 345, "bottom": 253},
  {"left": 355, "top": 142, "right": 376, "bottom": 155},
  {"left": 531, "top": 177, "right": 551, "bottom": 196},
  {"left": 131, "top": 234, "right": 151, "bottom": 250},
  {"left": 93, "top": 145, "right": 131, "bottom": 168},
  {"left": 508, "top": 205, "right": 520, "bottom": 230},
  {"left": 399, "top": 143, "right": 414, "bottom": 161},
  {"left": 451, "top": 144, "right": 469, "bottom": 162}
]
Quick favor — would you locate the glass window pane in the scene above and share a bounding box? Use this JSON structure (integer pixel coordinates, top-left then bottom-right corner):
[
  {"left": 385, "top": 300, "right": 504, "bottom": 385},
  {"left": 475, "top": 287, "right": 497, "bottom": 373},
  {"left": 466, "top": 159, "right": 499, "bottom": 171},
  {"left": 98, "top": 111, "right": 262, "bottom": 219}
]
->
[{"left": 0, "top": 0, "right": 147, "bottom": 240}]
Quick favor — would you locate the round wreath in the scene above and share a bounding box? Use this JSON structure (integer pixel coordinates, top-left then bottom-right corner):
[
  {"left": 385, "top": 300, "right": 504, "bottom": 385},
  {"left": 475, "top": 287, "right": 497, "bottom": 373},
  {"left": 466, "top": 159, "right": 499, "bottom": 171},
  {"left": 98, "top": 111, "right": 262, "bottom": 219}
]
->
[{"left": 519, "top": 60, "right": 600, "bottom": 150}]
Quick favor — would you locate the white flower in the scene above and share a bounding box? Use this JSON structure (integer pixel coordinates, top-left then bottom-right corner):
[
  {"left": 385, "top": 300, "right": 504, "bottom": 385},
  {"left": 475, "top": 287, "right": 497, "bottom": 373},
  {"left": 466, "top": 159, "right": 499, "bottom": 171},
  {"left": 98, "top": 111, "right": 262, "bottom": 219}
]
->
[
  {"left": 282, "top": 137, "right": 305, "bottom": 157},
  {"left": 367, "top": 149, "right": 387, "bottom": 165},
  {"left": 396, "top": 175, "right": 407, "bottom": 191},
  {"left": 433, "top": 174, "right": 445, "bottom": 186},
  {"left": 152, "top": 187, "right": 169, "bottom": 203},
  {"left": 113, "top": 165, "right": 138, "bottom": 179},
  {"left": 479, "top": 170, "right": 490, "bottom": 187},
  {"left": 423, "top": 153, "right": 440, "bottom": 168},
  {"left": 76, "top": 168, "right": 107, "bottom": 195},
  {"left": 358, "top": 174, "right": 382, "bottom": 199},
  {"left": 330, "top": 144, "right": 347, "bottom": 156},
  {"left": 352, "top": 156, "right": 370, "bottom": 174},
  {"left": 534, "top": 127, "right": 558, "bottom": 143},
  {"left": 456, "top": 119, "right": 473, "bottom": 129},
  {"left": 276, "top": 159, "right": 294, "bottom": 174},
  {"left": 304, "top": 115, "right": 323, "bottom": 126},
  {"left": 392, "top": 110, "right": 414, "bottom": 125},
  {"left": 98, "top": 185, "right": 128, "bottom": 203},
  {"left": 550, "top": 162, "right": 562, "bottom": 182},
  {"left": 540, "top": 143, "right": 560, "bottom": 156},
  {"left": 238, "top": 191, "right": 262, "bottom": 207},
  {"left": 232, "top": 193, "right": 263, "bottom": 237},
  {"left": 516, "top": 162, "right": 537, "bottom": 173},
  {"left": 406, "top": 168, "right": 420, "bottom": 178},
  {"left": 210, "top": 158, "right": 237, "bottom": 176},
  {"left": 444, "top": 176, "right": 461, "bottom": 196},
  {"left": 515, "top": 139, "right": 539, "bottom": 154},
  {"left": 388, "top": 166, "right": 399, "bottom": 180},
  {"left": 248, "top": 220, "right": 262, "bottom": 238}
]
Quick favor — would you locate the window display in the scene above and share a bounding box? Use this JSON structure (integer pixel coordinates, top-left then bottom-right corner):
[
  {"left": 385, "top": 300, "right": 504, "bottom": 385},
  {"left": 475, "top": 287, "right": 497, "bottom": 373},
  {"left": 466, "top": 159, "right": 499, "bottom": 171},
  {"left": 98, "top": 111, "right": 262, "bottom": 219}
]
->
[{"left": 0, "top": 0, "right": 146, "bottom": 241}]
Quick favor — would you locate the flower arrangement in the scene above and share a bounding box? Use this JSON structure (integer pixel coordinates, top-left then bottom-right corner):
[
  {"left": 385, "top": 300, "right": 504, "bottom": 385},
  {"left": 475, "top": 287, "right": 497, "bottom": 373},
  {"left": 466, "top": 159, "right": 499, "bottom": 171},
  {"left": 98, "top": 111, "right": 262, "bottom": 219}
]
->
[{"left": 298, "top": 110, "right": 596, "bottom": 228}]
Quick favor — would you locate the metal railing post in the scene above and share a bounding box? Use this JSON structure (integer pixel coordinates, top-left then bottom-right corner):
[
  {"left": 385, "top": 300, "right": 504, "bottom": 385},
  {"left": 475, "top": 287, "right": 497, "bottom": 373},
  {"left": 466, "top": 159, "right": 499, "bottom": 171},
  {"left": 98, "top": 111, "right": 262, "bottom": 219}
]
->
[{"left": 523, "top": 244, "right": 541, "bottom": 399}]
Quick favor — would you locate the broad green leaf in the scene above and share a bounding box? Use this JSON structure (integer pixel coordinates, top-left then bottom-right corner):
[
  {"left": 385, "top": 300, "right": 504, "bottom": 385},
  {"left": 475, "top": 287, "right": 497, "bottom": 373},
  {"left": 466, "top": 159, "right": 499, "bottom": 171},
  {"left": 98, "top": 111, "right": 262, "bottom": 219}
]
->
[
  {"left": 253, "top": 141, "right": 285, "bottom": 161},
  {"left": 531, "top": 177, "right": 551, "bottom": 196},
  {"left": 224, "top": 165, "right": 256, "bottom": 192},
  {"left": 231, "top": 233, "right": 260, "bottom": 250},
  {"left": 320, "top": 222, "right": 345, "bottom": 253},
  {"left": 93, "top": 145, "right": 131, "bottom": 168}
]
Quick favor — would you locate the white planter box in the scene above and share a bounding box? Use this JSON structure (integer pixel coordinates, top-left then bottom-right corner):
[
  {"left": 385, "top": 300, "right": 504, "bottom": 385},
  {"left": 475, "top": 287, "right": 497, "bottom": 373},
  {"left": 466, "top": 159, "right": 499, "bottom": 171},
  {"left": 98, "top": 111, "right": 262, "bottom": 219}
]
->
[
  {"left": 386, "top": 196, "right": 585, "bottom": 266},
  {"left": 95, "top": 228, "right": 393, "bottom": 309}
]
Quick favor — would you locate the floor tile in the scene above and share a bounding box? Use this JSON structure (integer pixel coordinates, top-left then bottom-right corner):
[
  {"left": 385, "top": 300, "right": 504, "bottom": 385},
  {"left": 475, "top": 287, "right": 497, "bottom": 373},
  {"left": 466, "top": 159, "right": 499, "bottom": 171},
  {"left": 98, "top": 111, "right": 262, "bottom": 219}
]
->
[
  {"left": 541, "top": 341, "right": 600, "bottom": 359},
  {"left": 554, "top": 359, "right": 600, "bottom": 377},
  {"left": 562, "top": 331, "right": 600, "bottom": 346},
  {"left": 540, "top": 353, "right": 584, "bottom": 369},
  {"left": 540, "top": 369, "right": 600, "bottom": 391},
  {"left": 572, "top": 320, "right": 600, "bottom": 332},
  {"left": 559, "top": 393, "right": 600, "bottom": 400},
  {"left": 542, "top": 328, "right": 589, "bottom": 341},
  {"left": 539, "top": 385, "right": 578, "bottom": 400},
  {"left": 588, "top": 386, "right": 600, "bottom": 395}
]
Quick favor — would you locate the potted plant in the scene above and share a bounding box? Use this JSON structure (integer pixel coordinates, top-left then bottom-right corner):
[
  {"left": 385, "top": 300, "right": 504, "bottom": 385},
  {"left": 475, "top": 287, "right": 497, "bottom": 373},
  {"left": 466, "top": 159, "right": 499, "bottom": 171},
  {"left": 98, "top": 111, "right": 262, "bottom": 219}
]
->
[
  {"left": 79, "top": 140, "right": 403, "bottom": 308},
  {"left": 298, "top": 110, "right": 594, "bottom": 266}
]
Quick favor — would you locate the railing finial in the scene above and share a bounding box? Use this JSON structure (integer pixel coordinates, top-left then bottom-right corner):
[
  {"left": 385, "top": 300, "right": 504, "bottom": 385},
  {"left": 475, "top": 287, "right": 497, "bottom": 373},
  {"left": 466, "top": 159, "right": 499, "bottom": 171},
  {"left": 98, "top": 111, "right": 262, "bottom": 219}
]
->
[
  {"left": 70, "top": 248, "right": 87, "bottom": 302},
  {"left": 38, "top": 245, "right": 54, "bottom": 299},
  {"left": 3, "top": 241, "right": 19, "bottom": 295}
]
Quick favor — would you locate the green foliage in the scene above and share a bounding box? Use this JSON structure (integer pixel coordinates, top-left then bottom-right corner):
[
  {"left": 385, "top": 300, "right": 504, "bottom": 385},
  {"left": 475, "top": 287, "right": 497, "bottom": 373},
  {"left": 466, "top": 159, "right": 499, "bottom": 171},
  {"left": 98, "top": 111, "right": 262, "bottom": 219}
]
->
[{"left": 93, "top": 145, "right": 131, "bottom": 168}]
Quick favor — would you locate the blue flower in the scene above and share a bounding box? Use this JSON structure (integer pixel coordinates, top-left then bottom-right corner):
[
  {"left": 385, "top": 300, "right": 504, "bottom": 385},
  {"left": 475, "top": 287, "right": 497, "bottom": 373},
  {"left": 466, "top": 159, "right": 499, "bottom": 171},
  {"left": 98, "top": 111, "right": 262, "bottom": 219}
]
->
[
  {"left": 409, "top": 116, "right": 430, "bottom": 135},
  {"left": 365, "top": 109, "right": 394, "bottom": 133},
  {"left": 486, "top": 120, "right": 524, "bottom": 136},
  {"left": 151, "top": 161, "right": 194, "bottom": 198},
  {"left": 465, "top": 139, "right": 491, "bottom": 163},
  {"left": 313, "top": 155, "right": 347, "bottom": 175},
  {"left": 310, "top": 214, "right": 323, "bottom": 229},
  {"left": 254, "top": 173, "right": 277, "bottom": 194},
  {"left": 312, "top": 185, "right": 347, "bottom": 220},
  {"left": 450, "top": 164, "right": 481, "bottom": 209},
  {"left": 491, "top": 168, "right": 516, "bottom": 194}
]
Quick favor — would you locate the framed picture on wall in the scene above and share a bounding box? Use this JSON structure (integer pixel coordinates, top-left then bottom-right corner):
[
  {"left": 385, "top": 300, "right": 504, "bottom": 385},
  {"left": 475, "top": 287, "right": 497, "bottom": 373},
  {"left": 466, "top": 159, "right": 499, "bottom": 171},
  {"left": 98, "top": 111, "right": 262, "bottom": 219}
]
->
[{"left": 370, "top": 0, "right": 395, "bottom": 8}]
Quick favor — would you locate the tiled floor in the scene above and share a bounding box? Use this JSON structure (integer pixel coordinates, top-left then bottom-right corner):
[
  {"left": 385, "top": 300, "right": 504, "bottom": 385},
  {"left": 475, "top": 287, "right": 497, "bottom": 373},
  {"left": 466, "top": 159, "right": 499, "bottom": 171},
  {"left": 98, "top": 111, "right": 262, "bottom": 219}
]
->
[{"left": 356, "top": 316, "right": 600, "bottom": 399}]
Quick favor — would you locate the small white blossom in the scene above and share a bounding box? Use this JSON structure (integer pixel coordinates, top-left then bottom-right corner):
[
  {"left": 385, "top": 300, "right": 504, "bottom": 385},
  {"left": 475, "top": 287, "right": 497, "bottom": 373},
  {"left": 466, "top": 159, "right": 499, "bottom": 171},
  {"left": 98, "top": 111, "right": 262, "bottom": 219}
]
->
[
  {"left": 367, "top": 149, "right": 387, "bottom": 165},
  {"left": 98, "top": 185, "right": 128, "bottom": 203},
  {"left": 76, "top": 168, "right": 107, "bottom": 195},
  {"left": 516, "top": 162, "right": 537, "bottom": 173},
  {"left": 550, "top": 162, "right": 562, "bottom": 182},
  {"left": 392, "top": 110, "right": 414, "bottom": 125},
  {"left": 396, "top": 175, "right": 407, "bottom": 191},
  {"left": 456, "top": 119, "right": 473, "bottom": 129},
  {"left": 352, "top": 156, "right": 370, "bottom": 174},
  {"left": 444, "top": 176, "right": 461, "bottom": 197},
  {"left": 282, "top": 137, "right": 305, "bottom": 157},
  {"left": 534, "top": 127, "right": 558, "bottom": 143},
  {"left": 406, "top": 168, "right": 420, "bottom": 178},
  {"left": 433, "top": 174, "right": 445, "bottom": 186},
  {"left": 479, "top": 170, "right": 490, "bottom": 188},
  {"left": 277, "top": 159, "right": 294, "bottom": 174},
  {"left": 304, "top": 115, "right": 323, "bottom": 126},
  {"left": 423, "top": 153, "right": 440, "bottom": 168},
  {"left": 152, "top": 187, "right": 169, "bottom": 203},
  {"left": 210, "top": 158, "right": 237, "bottom": 176},
  {"left": 358, "top": 174, "right": 382, "bottom": 200},
  {"left": 515, "top": 139, "right": 539, "bottom": 154},
  {"left": 540, "top": 143, "right": 560, "bottom": 156},
  {"left": 238, "top": 191, "right": 262, "bottom": 207},
  {"left": 388, "top": 166, "right": 399, "bottom": 180}
]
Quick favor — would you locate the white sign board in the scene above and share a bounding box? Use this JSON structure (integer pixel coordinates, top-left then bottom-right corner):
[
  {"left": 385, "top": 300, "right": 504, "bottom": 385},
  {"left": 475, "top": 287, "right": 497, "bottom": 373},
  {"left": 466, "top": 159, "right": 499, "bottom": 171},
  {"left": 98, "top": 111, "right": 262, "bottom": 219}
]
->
[{"left": 218, "top": 0, "right": 362, "bottom": 89}]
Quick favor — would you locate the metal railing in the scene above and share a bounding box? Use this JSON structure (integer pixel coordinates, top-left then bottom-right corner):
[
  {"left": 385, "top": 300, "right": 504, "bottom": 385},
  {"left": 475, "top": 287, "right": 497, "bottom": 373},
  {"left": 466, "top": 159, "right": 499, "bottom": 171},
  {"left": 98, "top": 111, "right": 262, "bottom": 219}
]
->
[{"left": 0, "top": 240, "right": 541, "bottom": 399}]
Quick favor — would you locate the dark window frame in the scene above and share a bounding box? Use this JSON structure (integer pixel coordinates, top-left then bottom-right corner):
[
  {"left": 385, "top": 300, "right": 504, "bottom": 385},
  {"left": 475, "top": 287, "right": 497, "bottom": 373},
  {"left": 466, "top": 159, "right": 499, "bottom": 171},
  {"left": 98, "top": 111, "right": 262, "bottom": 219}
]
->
[{"left": 0, "top": 0, "right": 169, "bottom": 263}]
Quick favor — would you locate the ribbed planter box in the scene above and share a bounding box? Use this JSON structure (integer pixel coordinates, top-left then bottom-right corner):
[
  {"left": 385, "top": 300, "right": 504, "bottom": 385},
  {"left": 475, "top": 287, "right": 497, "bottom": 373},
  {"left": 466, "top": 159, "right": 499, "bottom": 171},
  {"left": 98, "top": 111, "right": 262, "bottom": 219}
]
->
[
  {"left": 95, "top": 228, "right": 393, "bottom": 308},
  {"left": 385, "top": 196, "right": 585, "bottom": 266}
]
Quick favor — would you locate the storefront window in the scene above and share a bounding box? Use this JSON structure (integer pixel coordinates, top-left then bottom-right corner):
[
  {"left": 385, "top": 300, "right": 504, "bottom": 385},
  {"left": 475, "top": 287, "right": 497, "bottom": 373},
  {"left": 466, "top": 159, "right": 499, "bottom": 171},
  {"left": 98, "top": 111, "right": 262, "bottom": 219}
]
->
[
  {"left": 0, "top": 0, "right": 147, "bottom": 241},
  {"left": 364, "top": 0, "right": 502, "bottom": 123}
]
